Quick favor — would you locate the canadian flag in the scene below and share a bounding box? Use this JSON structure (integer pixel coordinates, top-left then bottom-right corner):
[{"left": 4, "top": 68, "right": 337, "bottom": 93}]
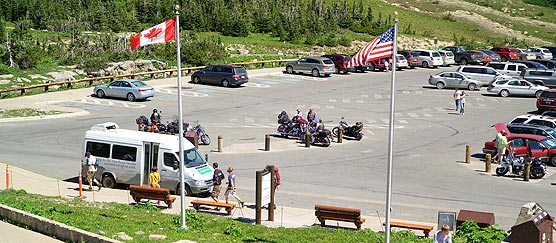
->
[{"left": 130, "top": 18, "right": 176, "bottom": 51}]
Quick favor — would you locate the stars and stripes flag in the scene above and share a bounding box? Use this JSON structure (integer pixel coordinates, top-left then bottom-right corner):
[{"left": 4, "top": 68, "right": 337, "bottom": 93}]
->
[
  {"left": 347, "top": 27, "right": 395, "bottom": 68},
  {"left": 130, "top": 18, "right": 176, "bottom": 51}
]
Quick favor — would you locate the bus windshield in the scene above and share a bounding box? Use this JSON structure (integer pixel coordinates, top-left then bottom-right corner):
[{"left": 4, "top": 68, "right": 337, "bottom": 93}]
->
[{"left": 176, "top": 148, "right": 206, "bottom": 168}]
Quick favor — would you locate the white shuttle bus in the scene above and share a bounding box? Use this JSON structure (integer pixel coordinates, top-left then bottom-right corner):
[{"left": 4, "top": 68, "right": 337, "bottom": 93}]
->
[{"left": 83, "top": 122, "right": 213, "bottom": 195}]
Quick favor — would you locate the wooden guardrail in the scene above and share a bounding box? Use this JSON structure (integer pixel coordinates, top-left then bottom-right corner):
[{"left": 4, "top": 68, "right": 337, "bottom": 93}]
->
[{"left": 0, "top": 59, "right": 296, "bottom": 97}]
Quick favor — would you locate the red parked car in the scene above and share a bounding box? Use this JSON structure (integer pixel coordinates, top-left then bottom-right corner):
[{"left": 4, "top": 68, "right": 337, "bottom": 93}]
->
[
  {"left": 322, "top": 54, "right": 351, "bottom": 74},
  {"left": 483, "top": 123, "right": 556, "bottom": 166},
  {"left": 399, "top": 50, "right": 421, "bottom": 68},
  {"left": 537, "top": 89, "right": 556, "bottom": 112},
  {"left": 490, "top": 46, "right": 520, "bottom": 62},
  {"left": 469, "top": 50, "right": 492, "bottom": 65}
]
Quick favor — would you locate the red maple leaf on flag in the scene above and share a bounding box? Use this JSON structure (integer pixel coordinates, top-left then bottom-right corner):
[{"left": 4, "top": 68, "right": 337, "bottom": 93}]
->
[{"left": 143, "top": 27, "right": 163, "bottom": 39}]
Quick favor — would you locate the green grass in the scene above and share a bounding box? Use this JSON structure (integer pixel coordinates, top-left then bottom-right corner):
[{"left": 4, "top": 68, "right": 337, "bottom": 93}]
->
[
  {"left": 0, "top": 189, "right": 434, "bottom": 243},
  {"left": 0, "top": 108, "right": 67, "bottom": 118}
]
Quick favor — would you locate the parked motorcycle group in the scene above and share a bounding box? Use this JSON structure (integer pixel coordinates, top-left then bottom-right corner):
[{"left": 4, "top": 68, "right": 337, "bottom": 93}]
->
[
  {"left": 496, "top": 150, "right": 548, "bottom": 179},
  {"left": 135, "top": 109, "right": 211, "bottom": 145},
  {"left": 277, "top": 110, "right": 364, "bottom": 147}
]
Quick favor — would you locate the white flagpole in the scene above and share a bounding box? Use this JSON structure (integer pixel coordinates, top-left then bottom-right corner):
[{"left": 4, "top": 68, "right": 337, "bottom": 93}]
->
[
  {"left": 175, "top": 5, "right": 188, "bottom": 230},
  {"left": 385, "top": 19, "right": 398, "bottom": 243}
]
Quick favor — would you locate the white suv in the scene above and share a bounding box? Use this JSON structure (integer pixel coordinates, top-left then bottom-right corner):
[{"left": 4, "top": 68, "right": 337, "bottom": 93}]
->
[
  {"left": 526, "top": 47, "right": 553, "bottom": 60},
  {"left": 510, "top": 114, "right": 556, "bottom": 129},
  {"left": 412, "top": 49, "right": 443, "bottom": 68},
  {"left": 456, "top": 66, "right": 510, "bottom": 86},
  {"left": 486, "top": 62, "right": 527, "bottom": 77}
]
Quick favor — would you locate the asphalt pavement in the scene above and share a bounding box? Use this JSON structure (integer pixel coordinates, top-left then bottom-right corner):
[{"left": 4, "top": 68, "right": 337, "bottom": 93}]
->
[{"left": 0, "top": 65, "right": 554, "bottom": 240}]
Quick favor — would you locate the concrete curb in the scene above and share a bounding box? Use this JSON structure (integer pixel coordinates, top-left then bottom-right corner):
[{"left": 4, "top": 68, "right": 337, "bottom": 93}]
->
[
  {"left": 0, "top": 204, "right": 123, "bottom": 243},
  {"left": 0, "top": 110, "right": 90, "bottom": 123}
]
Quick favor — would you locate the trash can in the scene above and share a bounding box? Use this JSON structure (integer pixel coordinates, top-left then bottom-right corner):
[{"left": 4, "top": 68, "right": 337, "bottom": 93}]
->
[
  {"left": 184, "top": 131, "right": 198, "bottom": 148},
  {"left": 456, "top": 209, "right": 495, "bottom": 229},
  {"left": 511, "top": 208, "right": 553, "bottom": 243}
]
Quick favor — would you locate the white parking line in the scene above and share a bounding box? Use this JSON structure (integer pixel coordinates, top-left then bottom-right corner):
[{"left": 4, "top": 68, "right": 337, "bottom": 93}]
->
[
  {"left": 408, "top": 113, "right": 418, "bottom": 118},
  {"left": 356, "top": 100, "right": 364, "bottom": 103},
  {"left": 424, "top": 113, "right": 432, "bottom": 117},
  {"left": 343, "top": 99, "right": 351, "bottom": 103},
  {"left": 245, "top": 118, "right": 255, "bottom": 123},
  {"left": 361, "top": 94, "right": 369, "bottom": 98},
  {"left": 326, "top": 105, "right": 335, "bottom": 109},
  {"left": 399, "top": 120, "right": 408, "bottom": 124},
  {"left": 329, "top": 99, "right": 337, "bottom": 103}
]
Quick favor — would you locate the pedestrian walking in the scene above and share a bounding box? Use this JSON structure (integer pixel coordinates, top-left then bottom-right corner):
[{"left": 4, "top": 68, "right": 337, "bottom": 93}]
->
[
  {"left": 225, "top": 167, "right": 244, "bottom": 208},
  {"left": 433, "top": 224, "right": 452, "bottom": 243},
  {"left": 211, "top": 163, "right": 225, "bottom": 210},
  {"left": 149, "top": 166, "right": 161, "bottom": 204},
  {"left": 383, "top": 58, "right": 390, "bottom": 72},
  {"left": 453, "top": 88, "right": 461, "bottom": 111},
  {"left": 81, "top": 152, "right": 101, "bottom": 191},
  {"left": 460, "top": 91, "right": 469, "bottom": 115}
]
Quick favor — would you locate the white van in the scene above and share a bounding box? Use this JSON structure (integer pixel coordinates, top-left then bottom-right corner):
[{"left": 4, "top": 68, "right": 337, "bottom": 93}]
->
[
  {"left": 83, "top": 122, "right": 213, "bottom": 195},
  {"left": 412, "top": 49, "right": 443, "bottom": 68},
  {"left": 456, "top": 65, "right": 511, "bottom": 86}
]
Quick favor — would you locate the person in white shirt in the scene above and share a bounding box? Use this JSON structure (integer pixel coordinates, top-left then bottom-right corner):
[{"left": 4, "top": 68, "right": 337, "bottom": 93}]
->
[
  {"left": 453, "top": 88, "right": 461, "bottom": 111},
  {"left": 81, "top": 152, "right": 101, "bottom": 191},
  {"left": 460, "top": 91, "right": 469, "bottom": 115},
  {"left": 433, "top": 224, "right": 452, "bottom": 243}
]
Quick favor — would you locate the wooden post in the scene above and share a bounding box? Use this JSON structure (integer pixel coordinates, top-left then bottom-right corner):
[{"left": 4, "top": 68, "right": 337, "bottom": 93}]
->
[
  {"left": 265, "top": 134, "right": 270, "bottom": 151},
  {"left": 218, "top": 135, "right": 223, "bottom": 153},
  {"left": 338, "top": 127, "right": 343, "bottom": 143},
  {"left": 305, "top": 130, "right": 310, "bottom": 148},
  {"left": 465, "top": 145, "right": 471, "bottom": 164},
  {"left": 269, "top": 165, "right": 275, "bottom": 222},
  {"left": 524, "top": 161, "right": 530, "bottom": 182},
  {"left": 256, "top": 170, "right": 262, "bottom": 225},
  {"left": 485, "top": 154, "right": 491, "bottom": 173}
]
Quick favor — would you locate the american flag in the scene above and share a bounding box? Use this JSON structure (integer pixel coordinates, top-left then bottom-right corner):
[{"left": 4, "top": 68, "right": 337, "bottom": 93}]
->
[{"left": 347, "top": 27, "right": 395, "bottom": 68}]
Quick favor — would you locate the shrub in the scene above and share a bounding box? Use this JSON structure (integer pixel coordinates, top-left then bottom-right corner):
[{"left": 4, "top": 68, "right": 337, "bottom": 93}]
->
[
  {"left": 456, "top": 220, "right": 507, "bottom": 243},
  {"left": 224, "top": 222, "right": 243, "bottom": 237}
]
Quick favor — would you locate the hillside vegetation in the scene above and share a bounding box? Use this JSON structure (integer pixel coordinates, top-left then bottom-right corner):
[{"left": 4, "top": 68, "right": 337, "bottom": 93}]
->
[{"left": 0, "top": 0, "right": 555, "bottom": 95}]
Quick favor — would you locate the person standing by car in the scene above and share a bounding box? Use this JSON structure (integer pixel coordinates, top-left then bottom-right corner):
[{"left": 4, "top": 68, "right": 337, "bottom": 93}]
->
[
  {"left": 453, "top": 88, "right": 461, "bottom": 111},
  {"left": 225, "top": 167, "right": 244, "bottom": 208},
  {"left": 460, "top": 91, "right": 469, "bottom": 115},
  {"left": 496, "top": 130, "right": 509, "bottom": 163},
  {"left": 150, "top": 109, "right": 161, "bottom": 125}
]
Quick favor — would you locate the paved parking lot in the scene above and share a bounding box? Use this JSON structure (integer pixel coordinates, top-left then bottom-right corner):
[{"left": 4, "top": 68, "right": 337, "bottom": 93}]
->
[{"left": 1, "top": 66, "right": 554, "bottom": 230}]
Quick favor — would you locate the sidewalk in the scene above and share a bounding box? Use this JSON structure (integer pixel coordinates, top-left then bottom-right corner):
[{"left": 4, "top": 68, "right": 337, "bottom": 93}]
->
[{"left": 0, "top": 162, "right": 437, "bottom": 235}]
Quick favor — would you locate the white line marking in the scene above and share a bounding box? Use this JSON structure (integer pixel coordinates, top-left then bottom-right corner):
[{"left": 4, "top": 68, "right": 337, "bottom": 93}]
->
[
  {"left": 399, "top": 120, "right": 408, "bottom": 124},
  {"left": 408, "top": 113, "right": 418, "bottom": 118},
  {"left": 245, "top": 118, "right": 255, "bottom": 123},
  {"left": 375, "top": 94, "right": 382, "bottom": 99},
  {"left": 343, "top": 99, "right": 351, "bottom": 103},
  {"left": 361, "top": 94, "right": 369, "bottom": 98},
  {"left": 424, "top": 113, "right": 432, "bottom": 117},
  {"left": 415, "top": 91, "right": 423, "bottom": 94},
  {"left": 356, "top": 100, "right": 364, "bottom": 103},
  {"left": 329, "top": 99, "right": 337, "bottom": 103},
  {"left": 326, "top": 105, "right": 335, "bottom": 109}
]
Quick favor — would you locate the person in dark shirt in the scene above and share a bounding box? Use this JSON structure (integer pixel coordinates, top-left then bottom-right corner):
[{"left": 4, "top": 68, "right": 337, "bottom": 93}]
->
[
  {"left": 150, "top": 109, "right": 161, "bottom": 124},
  {"left": 211, "top": 163, "right": 225, "bottom": 203}
]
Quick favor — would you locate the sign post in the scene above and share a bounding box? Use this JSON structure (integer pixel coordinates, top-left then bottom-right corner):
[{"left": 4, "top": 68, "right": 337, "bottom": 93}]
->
[{"left": 255, "top": 166, "right": 275, "bottom": 224}]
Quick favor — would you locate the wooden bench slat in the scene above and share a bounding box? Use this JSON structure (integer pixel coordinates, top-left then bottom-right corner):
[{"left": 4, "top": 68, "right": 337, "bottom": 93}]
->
[
  {"left": 385, "top": 221, "right": 433, "bottom": 237},
  {"left": 314, "top": 204, "right": 364, "bottom": 230},
  {"left": 129, "top": 185, "right": 176, "bottom": 208},
  {"left": 191, "top": 200, "right": 235, "bottom": 215}
]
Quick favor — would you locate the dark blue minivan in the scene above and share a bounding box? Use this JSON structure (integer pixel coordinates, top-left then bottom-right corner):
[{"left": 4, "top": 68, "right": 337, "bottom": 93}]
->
[{"left": 191, "top": 65, "right": 249, "bottom": 87}]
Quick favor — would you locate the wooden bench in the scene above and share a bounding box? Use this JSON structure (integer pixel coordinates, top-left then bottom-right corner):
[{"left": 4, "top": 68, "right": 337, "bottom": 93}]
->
[
  {"left": 129, "top": 185, "right": 176, "bottom": 208},
  {"left": 191, "top": 200, "right": 236, "bottom": 215},
  {"left": 315, "top": 204, "right": 366, "bottom": 230},
  {"left": 384, "top": 221, "right": 434, "bottom": 237}
]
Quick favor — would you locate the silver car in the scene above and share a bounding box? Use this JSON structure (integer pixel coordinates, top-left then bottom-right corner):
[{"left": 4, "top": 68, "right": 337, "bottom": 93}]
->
[
  {"left": 428, "top": 71, "right": 482, "bottom": 91},
  {"left": 94, "top": 79, "right": 154, "bottom": 101},
  {"left": 285, "top": 56, "right": 336, "bottom": 77},
  {"left": 487, "top": 79, "right": 549, "bottom": 97}
]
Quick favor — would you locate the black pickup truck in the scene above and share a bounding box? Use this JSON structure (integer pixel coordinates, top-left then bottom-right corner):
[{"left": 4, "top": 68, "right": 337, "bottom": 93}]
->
[{"left": 443, "top": 46, "right": 483, "bottom": 65}]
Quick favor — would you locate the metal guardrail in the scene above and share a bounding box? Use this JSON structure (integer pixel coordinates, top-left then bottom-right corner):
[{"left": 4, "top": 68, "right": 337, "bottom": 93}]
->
[{"left": 0, "top": 59, "right": 296, "bottom": 97}]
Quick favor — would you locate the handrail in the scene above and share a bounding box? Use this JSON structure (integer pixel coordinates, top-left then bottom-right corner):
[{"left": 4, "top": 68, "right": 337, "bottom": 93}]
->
[{"left": 0, "top": 59, "right": 296, "bottom": 97}]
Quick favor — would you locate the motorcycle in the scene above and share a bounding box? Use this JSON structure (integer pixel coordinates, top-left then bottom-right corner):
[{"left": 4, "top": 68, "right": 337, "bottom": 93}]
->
[
  {"left": 189, "top": 121, "right": 211, "bottom": 145},
  {"left": 309, "top": 129, "right": 332, "bottom": 147},
  {"left": 277, "top": 111, "right": 308, "bottom": 138},
  {"left": 495, "top": 151, "right": 547, "bottom": 179},
  {"left": 331, "top": 116, "right": 364, "bottom": 140}
]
